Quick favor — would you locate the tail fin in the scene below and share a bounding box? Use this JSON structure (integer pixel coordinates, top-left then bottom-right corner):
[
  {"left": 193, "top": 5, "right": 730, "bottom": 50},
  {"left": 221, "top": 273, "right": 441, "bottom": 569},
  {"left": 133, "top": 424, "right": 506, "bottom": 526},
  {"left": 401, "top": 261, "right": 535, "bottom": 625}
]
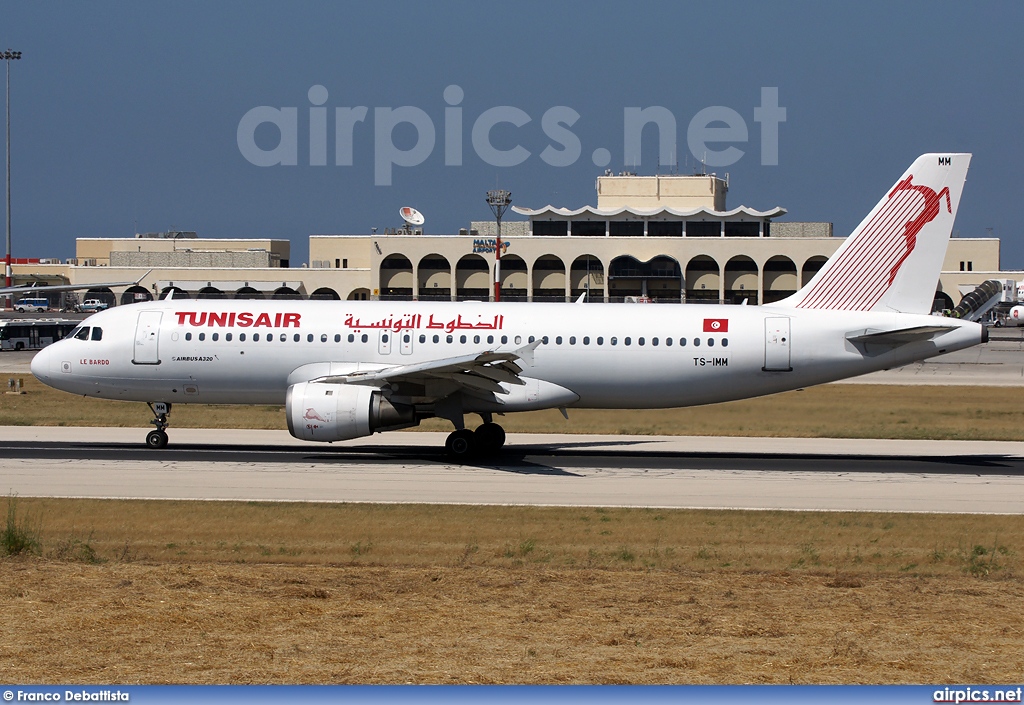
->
[{"left": 775, "top": 153, "right": 971, "bottom": 314}]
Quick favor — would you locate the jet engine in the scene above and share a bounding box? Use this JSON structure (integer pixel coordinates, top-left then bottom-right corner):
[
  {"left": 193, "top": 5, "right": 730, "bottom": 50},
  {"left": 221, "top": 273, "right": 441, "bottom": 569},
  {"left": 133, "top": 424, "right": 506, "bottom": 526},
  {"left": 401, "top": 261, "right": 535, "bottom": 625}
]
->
[{"left": 286, "top": 382, "right": 417, "bottom": 442}]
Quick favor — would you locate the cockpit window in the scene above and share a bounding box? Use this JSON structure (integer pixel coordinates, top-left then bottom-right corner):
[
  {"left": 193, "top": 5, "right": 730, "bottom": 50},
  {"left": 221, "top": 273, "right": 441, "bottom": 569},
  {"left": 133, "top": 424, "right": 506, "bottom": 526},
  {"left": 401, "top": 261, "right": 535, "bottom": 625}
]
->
[
  {"left": 91, "top": 327, "right": 103, "bottom": 341},
  {"left": 74, "top": 327, "right": 90, "bottom": 340},
  {"left": 68, "top": 326, "right": 82, "bottom": 339}
]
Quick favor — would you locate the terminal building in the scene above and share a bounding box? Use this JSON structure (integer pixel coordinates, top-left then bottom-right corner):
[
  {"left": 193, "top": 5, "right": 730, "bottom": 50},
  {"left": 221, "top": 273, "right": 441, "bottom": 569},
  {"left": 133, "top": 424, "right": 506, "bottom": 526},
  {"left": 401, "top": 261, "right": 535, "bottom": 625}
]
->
[{"left": 8, "top": 173, "right": 1014, "bottom": 313}]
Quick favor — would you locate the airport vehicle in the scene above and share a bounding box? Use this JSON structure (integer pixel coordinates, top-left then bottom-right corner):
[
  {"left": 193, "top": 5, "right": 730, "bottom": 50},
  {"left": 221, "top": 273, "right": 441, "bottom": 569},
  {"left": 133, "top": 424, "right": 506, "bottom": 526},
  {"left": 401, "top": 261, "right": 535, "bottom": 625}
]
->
[
  {"left": 31, "top": 154, "right": 984, "bottom": 455},
  {"left": 14, "top": 297, "right": 49, "bottom": 313},
  {"left": 80, "top": 299, "right": 110, "bottom": 312},
  {"left": 0, "top": 319, "right": 78, "bottom": 351}
]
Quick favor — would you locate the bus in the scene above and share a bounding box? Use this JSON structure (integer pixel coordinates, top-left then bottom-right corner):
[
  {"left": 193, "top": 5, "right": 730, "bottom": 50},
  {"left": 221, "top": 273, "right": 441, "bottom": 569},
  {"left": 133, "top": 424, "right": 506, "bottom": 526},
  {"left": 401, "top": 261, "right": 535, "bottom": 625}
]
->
[{"left": 0, "top": 319, "right": 79, "bottom": 351}]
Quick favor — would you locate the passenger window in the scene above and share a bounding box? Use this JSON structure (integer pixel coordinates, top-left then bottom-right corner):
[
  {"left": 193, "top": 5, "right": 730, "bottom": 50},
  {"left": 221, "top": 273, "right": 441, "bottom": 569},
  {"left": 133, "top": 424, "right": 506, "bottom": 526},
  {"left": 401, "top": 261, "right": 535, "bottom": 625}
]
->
[
  {"left": 307, "top": 334, "right": 313, "bottom": 342},
  {"left": 707, "top": 338, "right": 714, "bottom": 347},
  {"left": 280, "top": 333, "right": 286, "bottom": 342},
  {"left": 382, "top": 334, "right": 389, "bottom": 343},
  {"left": 515, "top": 336, "right": 522, "bottom": 345},
  {"left": 198, "top": 333, "right": 205, "bottom": 342},
  {"left": 583, "top": 336, "right": 589, "bottom": 345},
  {"left": 91, "top": 327, "right": 103, "bottom": 341},
  {"left": 680, "top": 338, "right": 686, "bottom": 347},
  {"left": 361, "top": 334, "right": 368, "bottom": 343},
  {"left": 624, "top": 337, "right": 631, "bottom": 346},
  {"left": 597, "top": 336, "right": 603, "bottom": 345},
  {"left": 610, "top": 337, "right": 617, "bottom": 346},
  {"left": 555, "top": 336, "right": 562, "bottom": 345},
  {"left": 419, "top": 334, "right": 426, "bottom": 343},
  {"left": 403, "top": 334, "right": 410, "bottom": 343},
  {"left": 693, "top": 338, "right": 700, "bottom": 347},
  {"left": 433, "top": 335, "right": 440, "bottom": 343},
  {"left": 652, "top": 337, "right": 659, "bottom": 346},
  {"left": 321, "top": 334, "right": 327, "bottom": 343},
  {"left": 501, "top": 336, "right": 508, "bottom": 344},
  {"left": 253, "top": 333, "right": 259, "bottom": 342},
  {"left": 446, "top": 335, "right": 453, "bottom": 343},
  {"left": 638, "top": 337, "right": 644, "bottom": 346},
  {"left": 460, "top": 335, "right": 467, "bottom": 344},
  {"left": 239, "top": 333, "right": 246, "bottom": 342},
  {"left": 184, "top": 332, "right": 192, "bottom": 342},
  {"left": 722, "top": 338, "right": 729, "bottom": 347},
  {"left": 528, "top": 336, "right": 535, "bottom": 344},
  {"left": 75, "top": 327, "right": 91, "bottom": 340},
  {"left": 542, "top": 336, "right": 549, "bottom": 344},
  {"left": 665, "top": 337, "right": 672, "bottom": 347},
  {"left": 487, "top": 335, "right": 494, "bottom": 344},
  {"left": 334, "top": 334, "right": 340, "bottom": 343},
  {"left": 348, "top": 334, "right": 355, "bottom": 343},
  {"left": 569, "top": 336, "right": 575, "bottom": 345},
  {"left": 473, "top": 335, "right": 480, "bottom": 344},
  {"left": 226, "top": 333, "right": 232, "bottom": 342},
  {"left": 212, "top": 333, "right": 219, "bottom": 342}
]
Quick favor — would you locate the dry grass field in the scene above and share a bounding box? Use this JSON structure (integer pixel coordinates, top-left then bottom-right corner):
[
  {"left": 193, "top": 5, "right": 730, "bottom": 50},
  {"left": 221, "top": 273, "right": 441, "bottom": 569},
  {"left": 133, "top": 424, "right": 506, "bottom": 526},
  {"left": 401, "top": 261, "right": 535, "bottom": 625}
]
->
[
  {"left": 2, "top": 498, "right": 1023, "bottom": 684},
  {"left": 4, "top": 377, "right": 1024, "bottom": 440}
]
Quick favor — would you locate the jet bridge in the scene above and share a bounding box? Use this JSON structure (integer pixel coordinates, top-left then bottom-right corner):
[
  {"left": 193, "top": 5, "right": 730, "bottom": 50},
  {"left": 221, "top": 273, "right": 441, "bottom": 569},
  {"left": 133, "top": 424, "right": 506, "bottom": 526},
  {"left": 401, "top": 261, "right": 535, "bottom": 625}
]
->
[{"left": 950, "top": 280, "right": 1004, "bottom": 321}]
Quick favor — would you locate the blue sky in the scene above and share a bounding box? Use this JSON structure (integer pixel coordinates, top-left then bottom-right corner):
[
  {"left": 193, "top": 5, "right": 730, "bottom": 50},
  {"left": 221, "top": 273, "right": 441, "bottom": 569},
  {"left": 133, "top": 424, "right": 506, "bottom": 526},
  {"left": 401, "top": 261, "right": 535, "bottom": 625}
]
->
[{"left": 4, "top": 1, "right": 1023, "bottom": 267}]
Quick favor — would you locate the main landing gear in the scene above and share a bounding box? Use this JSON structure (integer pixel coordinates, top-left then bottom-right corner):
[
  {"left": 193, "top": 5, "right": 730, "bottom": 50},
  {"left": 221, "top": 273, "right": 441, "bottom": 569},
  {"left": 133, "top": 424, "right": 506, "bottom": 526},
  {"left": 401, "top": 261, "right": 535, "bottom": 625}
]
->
[
  {"left": 444, "top": 416, "right": 506, "bottom": 461},
  {"left": 145, "top": 402, "right": 171, "bottom": 449}
]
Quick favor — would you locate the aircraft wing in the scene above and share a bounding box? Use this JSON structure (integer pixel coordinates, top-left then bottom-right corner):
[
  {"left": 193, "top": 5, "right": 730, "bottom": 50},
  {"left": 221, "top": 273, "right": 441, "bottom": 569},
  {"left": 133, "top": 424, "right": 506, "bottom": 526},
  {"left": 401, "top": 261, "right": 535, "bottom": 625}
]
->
[
  {"left": 0, "top": 270, "right": 151, "bottom": 296},
  {"left": 845, "top": 325, "right": 959, "bottom": 346},
  {"left": 312, "top": 340, "right": 541, "bottom": 396},
  {"left": 0, "top": 281, "right": 140, "bottom": 296}
]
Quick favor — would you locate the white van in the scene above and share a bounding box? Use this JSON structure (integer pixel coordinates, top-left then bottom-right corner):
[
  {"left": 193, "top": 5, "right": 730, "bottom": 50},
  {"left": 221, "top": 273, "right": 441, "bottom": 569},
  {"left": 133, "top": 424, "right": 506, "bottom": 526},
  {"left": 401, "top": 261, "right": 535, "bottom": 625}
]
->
[{"left": 14, "top": 298, "right": 48, "bottom": 313}]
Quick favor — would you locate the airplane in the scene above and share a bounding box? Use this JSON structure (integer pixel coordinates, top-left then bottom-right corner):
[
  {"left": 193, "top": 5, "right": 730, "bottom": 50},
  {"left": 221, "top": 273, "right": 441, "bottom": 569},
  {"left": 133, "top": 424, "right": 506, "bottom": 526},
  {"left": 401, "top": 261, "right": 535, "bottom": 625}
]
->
[{"left": 31, "top": 153, "right": 983, "bottom": 458}]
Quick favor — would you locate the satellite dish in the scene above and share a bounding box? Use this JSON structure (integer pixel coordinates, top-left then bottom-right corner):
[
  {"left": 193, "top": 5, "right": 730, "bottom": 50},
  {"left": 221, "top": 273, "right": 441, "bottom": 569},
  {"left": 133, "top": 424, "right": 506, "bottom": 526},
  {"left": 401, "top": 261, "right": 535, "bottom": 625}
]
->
[{"left": 399, "top": 206, "right": 425, "bottom": 227}]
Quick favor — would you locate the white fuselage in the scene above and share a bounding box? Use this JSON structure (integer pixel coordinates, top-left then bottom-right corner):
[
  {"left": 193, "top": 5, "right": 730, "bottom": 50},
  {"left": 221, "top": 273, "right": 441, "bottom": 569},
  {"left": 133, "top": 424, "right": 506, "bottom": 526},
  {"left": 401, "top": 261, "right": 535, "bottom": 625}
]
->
[{"left": 31, "top": 299, "right": 984, "bottom": 410}]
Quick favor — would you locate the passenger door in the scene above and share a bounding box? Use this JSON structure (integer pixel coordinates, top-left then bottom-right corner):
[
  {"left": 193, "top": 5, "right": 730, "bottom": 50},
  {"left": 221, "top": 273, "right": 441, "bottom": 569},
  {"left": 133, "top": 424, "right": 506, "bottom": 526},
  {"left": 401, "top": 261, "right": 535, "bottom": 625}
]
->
[{"left": 133, "top": 311, "right": 163, "bottom": 365}]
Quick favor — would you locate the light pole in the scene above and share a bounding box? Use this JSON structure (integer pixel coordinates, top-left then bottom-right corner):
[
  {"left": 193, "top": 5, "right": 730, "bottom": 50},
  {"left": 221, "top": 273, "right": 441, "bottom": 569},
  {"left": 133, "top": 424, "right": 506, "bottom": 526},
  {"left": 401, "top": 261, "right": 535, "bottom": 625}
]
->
[
  {"left": 3, "top": 49, "right": 21, "bottom": 308},
  {"left": 486, "top": 189, "right": 511, "bottom": 302}
]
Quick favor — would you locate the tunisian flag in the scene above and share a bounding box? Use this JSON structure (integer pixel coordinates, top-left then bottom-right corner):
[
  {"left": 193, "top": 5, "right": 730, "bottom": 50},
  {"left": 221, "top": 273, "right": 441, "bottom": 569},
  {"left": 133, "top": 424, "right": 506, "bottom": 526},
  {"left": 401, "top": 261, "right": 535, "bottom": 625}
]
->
[{"left": 703, "top": 318, "right": 729, "bottom": 332}]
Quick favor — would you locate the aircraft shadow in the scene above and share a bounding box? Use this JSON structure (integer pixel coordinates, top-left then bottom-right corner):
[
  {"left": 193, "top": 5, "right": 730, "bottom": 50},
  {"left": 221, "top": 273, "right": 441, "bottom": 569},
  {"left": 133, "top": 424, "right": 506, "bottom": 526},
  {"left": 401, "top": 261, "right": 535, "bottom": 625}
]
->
[{"left": 1, "top": 440, "right": 1022, "bottom": 477}]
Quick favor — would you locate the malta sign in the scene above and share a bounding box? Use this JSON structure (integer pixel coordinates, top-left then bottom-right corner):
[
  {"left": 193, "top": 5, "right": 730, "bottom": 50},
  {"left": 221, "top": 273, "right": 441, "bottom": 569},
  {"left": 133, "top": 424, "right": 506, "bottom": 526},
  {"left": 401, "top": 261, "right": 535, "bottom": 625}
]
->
[{"left": 472, "top": 239, "right": 510, "bottom": 255}]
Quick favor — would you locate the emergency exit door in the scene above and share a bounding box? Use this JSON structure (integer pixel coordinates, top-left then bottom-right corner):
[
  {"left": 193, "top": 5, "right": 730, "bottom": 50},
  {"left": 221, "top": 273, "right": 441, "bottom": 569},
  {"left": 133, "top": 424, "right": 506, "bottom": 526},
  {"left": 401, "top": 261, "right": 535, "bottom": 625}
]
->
[
  {"left": 763, "top": 317, "right": 792, "bottom": 371},
  {"left": 133, "top": 311, "right": 163, "bottom": 365}
]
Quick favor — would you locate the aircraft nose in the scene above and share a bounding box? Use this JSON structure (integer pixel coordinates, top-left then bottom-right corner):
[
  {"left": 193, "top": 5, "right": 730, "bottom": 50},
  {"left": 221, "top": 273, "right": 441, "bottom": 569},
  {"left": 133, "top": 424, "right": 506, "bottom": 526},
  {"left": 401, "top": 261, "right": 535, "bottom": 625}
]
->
[{"left": 30, "top": 345, "right": 53, "bottom": 383}]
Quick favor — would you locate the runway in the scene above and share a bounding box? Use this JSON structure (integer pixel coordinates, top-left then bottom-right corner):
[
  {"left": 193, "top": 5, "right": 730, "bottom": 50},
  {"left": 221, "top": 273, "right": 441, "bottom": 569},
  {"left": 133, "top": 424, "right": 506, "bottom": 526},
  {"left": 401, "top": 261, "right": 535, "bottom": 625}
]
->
[{"left": 2, "top": 427, "right": 1024, "bottom": 514}]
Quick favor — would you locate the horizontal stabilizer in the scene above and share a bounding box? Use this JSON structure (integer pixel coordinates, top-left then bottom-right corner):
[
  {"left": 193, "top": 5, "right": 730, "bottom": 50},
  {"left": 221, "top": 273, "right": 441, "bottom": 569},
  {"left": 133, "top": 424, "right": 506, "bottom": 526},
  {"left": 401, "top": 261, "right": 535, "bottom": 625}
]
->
[{"left": 845, "top": 325, "right": 957, "bottom": 346}]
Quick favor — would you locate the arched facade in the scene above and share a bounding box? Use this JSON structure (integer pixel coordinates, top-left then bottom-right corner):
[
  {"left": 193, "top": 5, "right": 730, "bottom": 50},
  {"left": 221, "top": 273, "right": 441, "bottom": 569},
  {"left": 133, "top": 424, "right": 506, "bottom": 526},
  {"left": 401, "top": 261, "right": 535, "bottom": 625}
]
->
[
  {"left": 197, "top": 286, "right": 226, "bottom": 299},
  {"left": 455, "top": 254, "right": 491, "bottom": 300},
  {"left": 347, "top": 288, "right": 370, "bottom": 301},
  {"left": 498, "top": 255, "right": 528, "bottom": 301},
  {"left": 380, "top": 254, "right": 413, "bottom": 300},
  {"left": 310, "top": 287, "right": 340, "bottom": 300},
  {"left": 119, "top": 285, "right": 152, "bottom": 306},
  {"left": 762, "top": 255, "right": 798, "bottom": 304},
  {"left": 801, "top": 256, "right": 828, "bottom": 287},
  {"left": 234, "top": 287, "right": 264, "bottom": 300},
  {"left": 417, "top": 254, "right": 451, "bottom": 301},
  {"left": 272, "top": 286, "right": 302, "bottom": 300},
  {"left": 531, "top": 255, "right": 566, "bottom": 301},
  {"left": 159, "top": 286, "right": 190, "bottom": 300},
  {"left": 85, "top": 287, "right": 116, "bottom": 307},
  {"left": 685, "top": 256, "right": 721, "bottom": 302},
  {"left": 570, "top": 255, "right": 604, "bottom": 300},
  {"left": 724, "top": 256, "right": 758, "bottom": 304}
]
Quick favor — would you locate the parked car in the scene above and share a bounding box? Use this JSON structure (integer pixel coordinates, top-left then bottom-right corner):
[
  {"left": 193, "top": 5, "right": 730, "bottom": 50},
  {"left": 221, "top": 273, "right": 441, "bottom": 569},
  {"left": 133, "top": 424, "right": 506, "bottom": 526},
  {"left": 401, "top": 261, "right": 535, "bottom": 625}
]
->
[
  {"left": 14, "top": 297, "right": 49, "bottom": 313},
  {"left": 80, "top": 299, "right": 110, "bottom": 312}
]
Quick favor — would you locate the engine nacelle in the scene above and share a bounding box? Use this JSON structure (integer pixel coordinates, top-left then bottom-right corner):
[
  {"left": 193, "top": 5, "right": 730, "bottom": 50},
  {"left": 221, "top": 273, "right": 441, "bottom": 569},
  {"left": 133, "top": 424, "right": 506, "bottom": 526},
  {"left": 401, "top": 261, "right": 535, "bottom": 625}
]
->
[{"left": 286, "top": 382, "right": 417, "bottom": 442}]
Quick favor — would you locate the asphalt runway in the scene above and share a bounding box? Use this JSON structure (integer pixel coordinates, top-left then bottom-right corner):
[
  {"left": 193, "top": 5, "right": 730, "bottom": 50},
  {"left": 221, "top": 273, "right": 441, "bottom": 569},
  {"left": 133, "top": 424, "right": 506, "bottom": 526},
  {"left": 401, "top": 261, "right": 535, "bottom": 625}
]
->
[{"left": 2, "top": 427, "right": 1023, "bottom": 513}]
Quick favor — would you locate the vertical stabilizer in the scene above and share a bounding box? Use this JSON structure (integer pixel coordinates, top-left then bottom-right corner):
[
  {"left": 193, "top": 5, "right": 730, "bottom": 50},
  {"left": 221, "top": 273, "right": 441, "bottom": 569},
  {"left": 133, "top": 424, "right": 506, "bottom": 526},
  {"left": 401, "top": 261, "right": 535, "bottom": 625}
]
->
[{"left": 775, "top": 153, "right": 971, "bottom": 314}]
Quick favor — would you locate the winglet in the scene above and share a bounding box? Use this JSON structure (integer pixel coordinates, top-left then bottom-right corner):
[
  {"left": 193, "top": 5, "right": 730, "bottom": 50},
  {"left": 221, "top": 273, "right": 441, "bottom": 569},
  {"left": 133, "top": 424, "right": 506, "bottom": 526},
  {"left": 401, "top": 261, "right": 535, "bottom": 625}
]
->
[{"left": 575, "top": 291, "right": 587, "bottom": 304}]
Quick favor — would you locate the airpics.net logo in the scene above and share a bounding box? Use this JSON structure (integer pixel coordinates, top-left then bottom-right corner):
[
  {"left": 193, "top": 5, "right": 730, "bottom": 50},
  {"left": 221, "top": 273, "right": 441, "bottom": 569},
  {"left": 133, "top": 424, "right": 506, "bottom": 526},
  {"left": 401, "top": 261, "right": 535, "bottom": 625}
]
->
[{"left": 236, "top": 86, "right": 786, "bottom": 186}]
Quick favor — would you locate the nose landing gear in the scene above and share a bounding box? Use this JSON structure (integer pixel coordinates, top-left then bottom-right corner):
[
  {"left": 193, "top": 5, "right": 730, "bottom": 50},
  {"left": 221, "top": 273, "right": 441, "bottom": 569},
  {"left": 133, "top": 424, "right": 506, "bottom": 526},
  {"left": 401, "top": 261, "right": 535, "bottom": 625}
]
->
[{"left": 146, "top": 402, "right": 171, "bottom": 449}]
